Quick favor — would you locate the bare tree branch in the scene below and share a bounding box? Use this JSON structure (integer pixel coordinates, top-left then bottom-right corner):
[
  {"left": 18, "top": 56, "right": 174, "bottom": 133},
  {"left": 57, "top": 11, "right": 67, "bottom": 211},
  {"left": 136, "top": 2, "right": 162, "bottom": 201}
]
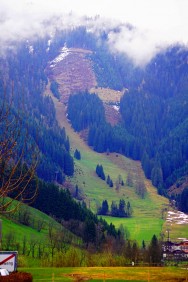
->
[{"left": 0, "top": 85, "right": 38, "bottom": 214}]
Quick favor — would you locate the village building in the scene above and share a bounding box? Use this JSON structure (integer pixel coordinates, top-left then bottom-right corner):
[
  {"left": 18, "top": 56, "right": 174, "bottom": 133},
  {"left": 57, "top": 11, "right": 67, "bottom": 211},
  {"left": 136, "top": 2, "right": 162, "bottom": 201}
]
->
[{"left": 162, "top": 240, "right": 188, "bottom": 261}]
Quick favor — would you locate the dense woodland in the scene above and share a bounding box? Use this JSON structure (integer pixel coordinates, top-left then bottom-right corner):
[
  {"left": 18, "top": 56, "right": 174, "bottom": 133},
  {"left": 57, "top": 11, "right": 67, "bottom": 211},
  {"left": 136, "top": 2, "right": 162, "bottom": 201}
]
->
[
  {"left": 64, "top": 29, "right": 188, "bottom": 211},
  {"left": 0, "top": 23, "right": 187, "bottom": 262},
  {"left": 3, "top": 28, "right": 186, "bottom": 203},
  {"left": 0, "top": 26, "right": 187, "bottom": 273},
  {"left": 0, "top": 39, "right": 74, "bottom": 183},
  {"left": 31, "top": 180, "right": 121, "bottom": 249}
]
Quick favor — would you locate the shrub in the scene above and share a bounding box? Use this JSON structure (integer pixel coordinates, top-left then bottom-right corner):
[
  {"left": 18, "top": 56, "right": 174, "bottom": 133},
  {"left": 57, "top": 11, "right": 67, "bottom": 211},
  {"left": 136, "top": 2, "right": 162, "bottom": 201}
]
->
[{"left": 0, "top": 272, "right": 32, "bottom": 282}]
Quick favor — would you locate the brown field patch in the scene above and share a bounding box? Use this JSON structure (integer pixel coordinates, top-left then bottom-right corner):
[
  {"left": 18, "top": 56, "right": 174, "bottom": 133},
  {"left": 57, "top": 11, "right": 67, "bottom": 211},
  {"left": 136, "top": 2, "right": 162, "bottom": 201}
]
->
[
  {"left": 46, "top": 48, "right": 97, "bottom": 104},
  {"left": 90, "top": 87, "right": 124, "bottom": 103},
  {"left": 90, "top": 87, "right": 124, "bottom": 125},
  {"left": 46, "top": 47, "right": 124, "bottom": 125},
  {"left": 104, "top": 104, "right": 122, "bottom": 125}
]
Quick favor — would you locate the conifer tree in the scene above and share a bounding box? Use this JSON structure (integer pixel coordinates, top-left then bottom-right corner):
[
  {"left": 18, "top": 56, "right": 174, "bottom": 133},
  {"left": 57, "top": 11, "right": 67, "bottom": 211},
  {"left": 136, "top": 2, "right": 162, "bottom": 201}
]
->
[
  {"left": 109, "top": 179, "right": 114, "bottom": 187},
  {"left": 95, "top": 164, "right": 105, "bottom": 180},
  {"left": 83, "top": 219, "right": 96, "bottom": 245},
  {"left": 148, "top": 235, "right": 161, "bottom": 265},
  {"left": 106, "top": 175, "right": 111, "bottom": 185},
  {"left": 127, "top": 201, "right": 132, "bottom": 217},
  {"left": 98, "top": 200, "right": 109, "bottom": 215},
  {"left": 111, "top": 201, "right": 118, "bottom": 217},
  {"left": 151, "top": 165, "right": 163, "bottom": 189},
  {"left": 118, "top": 199, "right": 126, "bottom": 217},
  {"left": 64, "top": 153, "right": 74, "bottom": 176},
  {"left": 74, "top": 149, "right": 81, "bottom": 160}
]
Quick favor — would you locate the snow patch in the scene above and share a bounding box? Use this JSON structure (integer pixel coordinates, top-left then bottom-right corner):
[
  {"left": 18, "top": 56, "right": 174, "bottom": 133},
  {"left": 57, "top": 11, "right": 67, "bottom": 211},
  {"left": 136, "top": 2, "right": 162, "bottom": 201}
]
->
[
  {"left": 113, "top": 105, "right": 120, "bottom": 111},
  {"left": 46, "top": 39, "right": 52, "bottom": 52},
  {"left": 166, "top": 210, "right": 188, "bottom": 225},
  {"left": 48, "top": 39, "right": 52, "bottom": 47},
  {"left": 26, "top": 40, "right": 34, "bottom": 54},
  {"left": 50, "top": 45, "right": 70, "bottom": 68},
  {"left": 29, "top": 45, "right": 34, "bottom": 54},
  {"left": 178, "top": 238, "right": 188, "bottom": 241}
]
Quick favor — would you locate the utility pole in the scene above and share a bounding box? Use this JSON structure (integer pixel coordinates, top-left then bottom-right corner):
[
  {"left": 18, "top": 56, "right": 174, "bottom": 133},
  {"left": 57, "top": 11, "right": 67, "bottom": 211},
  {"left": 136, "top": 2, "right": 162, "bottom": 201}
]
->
[
  {"left": 0, "top": 220, "right": 2, "bottom": 250},
  {"left": 166, "top": 228, "right": 170, "bottom": 242}
]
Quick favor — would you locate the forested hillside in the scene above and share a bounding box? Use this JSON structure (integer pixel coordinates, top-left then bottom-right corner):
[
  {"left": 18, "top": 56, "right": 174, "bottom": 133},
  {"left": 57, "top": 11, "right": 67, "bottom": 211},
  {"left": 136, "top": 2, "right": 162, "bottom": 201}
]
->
[
  {"left": 0, "top": 39, "right": 74, "bottom": 183},
  {"left": 118, "top": 47, "right": 188, "bottom": 204},
  {"left": 62, "top": 29, "right": 188, "bottom": 210},
  {"left": 0, "top": 24, "right": 187, "bottom": 241}
]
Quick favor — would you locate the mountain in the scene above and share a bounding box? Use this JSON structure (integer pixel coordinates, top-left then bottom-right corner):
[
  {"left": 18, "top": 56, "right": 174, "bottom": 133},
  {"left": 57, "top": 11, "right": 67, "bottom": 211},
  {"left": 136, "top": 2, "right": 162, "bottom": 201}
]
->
[
  {"left": 0, "top": 25, "right": 188, "bottom": 251},
  {"left": 120, "top": 46, "right": 188, "bottom": 196},
  {"left": 44, "top": 29, "right": 188, "bottom": 206}
]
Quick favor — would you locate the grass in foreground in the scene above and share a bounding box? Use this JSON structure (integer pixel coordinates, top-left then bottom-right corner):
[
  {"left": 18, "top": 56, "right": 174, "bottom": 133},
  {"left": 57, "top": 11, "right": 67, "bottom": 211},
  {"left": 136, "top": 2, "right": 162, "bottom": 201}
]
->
[{"left": 19, "top": 266, "right": 188, "bottom": 281}]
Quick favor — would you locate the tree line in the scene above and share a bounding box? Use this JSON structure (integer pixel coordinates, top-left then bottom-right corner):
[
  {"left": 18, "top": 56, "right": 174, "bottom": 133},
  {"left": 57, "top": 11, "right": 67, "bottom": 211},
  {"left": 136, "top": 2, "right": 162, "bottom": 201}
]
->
[
  {"left": 67, "top": 46, "right": 188, "bottom": 204},
  {"left": 2, "top": 216, "right": 162, "bottom": 267},
  {"left": 0, "top": 37, "right": 74, "bottom": 184},
  {"left": 31, "top": 179, "right": 121, "bottom": 248},
  {"left": 98, "top": 199, "right": 133, "bottom": 218}
]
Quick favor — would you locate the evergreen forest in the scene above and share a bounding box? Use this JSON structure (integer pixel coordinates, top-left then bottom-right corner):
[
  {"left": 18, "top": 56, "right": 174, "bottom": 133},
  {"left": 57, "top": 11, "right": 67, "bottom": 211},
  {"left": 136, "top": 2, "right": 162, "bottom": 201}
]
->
[{"left": 0, "top": 23, "right": 188, "bottom": 272}]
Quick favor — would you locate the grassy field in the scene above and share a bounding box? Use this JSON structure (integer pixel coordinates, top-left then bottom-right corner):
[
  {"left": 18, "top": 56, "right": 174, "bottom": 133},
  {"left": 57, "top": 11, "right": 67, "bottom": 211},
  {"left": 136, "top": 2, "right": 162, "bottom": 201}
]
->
[
  {"left": 0, "top": 203, "right": 81, "bottom": 268},
  {"left": 1, "top": 204, "right": 56, "bottom": 246},
  {"left": 103, "top": 216, "right": 164, "bottom": 244},
  {"left": 46, "top": 86, "right": 187, "bottom": 244},
  {"left": 19, "top": 266, "right": 188, "bottom": 281}
]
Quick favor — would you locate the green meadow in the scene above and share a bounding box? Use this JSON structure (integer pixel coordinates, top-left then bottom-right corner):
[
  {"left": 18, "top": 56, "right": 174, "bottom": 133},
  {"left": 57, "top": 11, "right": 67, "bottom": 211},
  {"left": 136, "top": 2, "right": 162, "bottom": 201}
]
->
[
  {"left": 19, "top": 266, "right": 188, "bottom": 281},
  {"left": 0, "top": 87, "right": 186, "bottom": 280},
  {"left": 103, "top": 216, "right": 164, "bottom": 244},
  {"left": 52, "top": 94, "right": 187, "bottom": 243},
  {"left": 0, "top": 205, "right": 81, "bottom": 268},
  {"left": 1, "top": 92, "right": 186, "bottom": 270}
]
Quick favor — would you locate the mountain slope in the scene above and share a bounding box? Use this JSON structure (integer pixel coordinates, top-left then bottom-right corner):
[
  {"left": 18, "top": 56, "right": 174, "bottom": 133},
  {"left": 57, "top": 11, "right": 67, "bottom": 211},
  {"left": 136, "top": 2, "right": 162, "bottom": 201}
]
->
[
  {"left": 46, "top": 46, "right": 123, "bottom": 125},
  {"left": 1, "top": 28, "right": 187, "bottom": 247},
  {"left": 44, "top": 44, "right": 188, "bottom": 242},
  {"left": 44, "top": 75, "right": 169, "bottom": 243},
  {"left": 46, "top": 47, "right": 97, "bottom": 104}
]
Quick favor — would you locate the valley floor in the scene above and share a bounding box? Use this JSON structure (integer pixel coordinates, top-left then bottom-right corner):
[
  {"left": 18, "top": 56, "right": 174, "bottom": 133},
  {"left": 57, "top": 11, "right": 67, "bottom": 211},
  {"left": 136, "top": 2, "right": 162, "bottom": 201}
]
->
[{"left": 19, "top": 266, "right": 188, "bottom": 281}]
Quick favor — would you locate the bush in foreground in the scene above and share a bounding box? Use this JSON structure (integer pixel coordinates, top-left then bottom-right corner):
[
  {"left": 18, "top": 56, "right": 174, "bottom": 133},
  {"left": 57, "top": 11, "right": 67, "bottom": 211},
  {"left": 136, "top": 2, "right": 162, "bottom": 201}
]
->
[{"left": 0, "top": 272, "right": 32, "bottom": 282}]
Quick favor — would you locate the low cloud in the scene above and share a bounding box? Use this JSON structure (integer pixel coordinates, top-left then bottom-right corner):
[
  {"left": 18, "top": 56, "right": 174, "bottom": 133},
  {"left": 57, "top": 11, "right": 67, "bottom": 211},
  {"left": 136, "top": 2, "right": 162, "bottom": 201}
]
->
[
  {"left": 107, "top": 26, "right": 170, "bottom": 66},
  {"left": 0, "top": 0, "right": 188, "bottom": 66}
]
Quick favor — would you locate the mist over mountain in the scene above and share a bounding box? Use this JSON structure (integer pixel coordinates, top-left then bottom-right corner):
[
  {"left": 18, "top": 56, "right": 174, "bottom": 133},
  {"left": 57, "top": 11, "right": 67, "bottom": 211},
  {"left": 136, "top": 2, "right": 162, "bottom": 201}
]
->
[
  {"left": 1, "top": 3, "right": 188, "bottom": 276},
  {"left": 0, "top": 17, "right": 188, "bottom": 209},
  {"left": 0, "top": 1, "right": 188, "bottom": 258},
  {"left": 1, "top": 0, "right": 188, "bottom": 66}
]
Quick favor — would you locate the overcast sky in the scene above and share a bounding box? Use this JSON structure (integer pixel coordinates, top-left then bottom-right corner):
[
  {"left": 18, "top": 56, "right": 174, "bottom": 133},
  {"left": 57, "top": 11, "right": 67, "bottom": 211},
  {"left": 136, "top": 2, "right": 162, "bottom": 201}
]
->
[{"left": 1, "top": 0, "right": 188, "bottom": 65}]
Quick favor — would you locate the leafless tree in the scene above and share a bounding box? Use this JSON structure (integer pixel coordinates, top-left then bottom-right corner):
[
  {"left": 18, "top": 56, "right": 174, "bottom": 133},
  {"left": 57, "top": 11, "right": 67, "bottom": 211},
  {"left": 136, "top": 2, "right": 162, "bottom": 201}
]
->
[
  {"left": 27, "top": 236, "right": 38, "bottom": 258},
  {"left": 126, "top": 172, "right": 134, "bottom": 187},
  {"left": 135, "top": 179, "right": 147, "bottom": 199},
  {"left": 0, "top": 85, "right": 38, "bottom": 214},
  {"left": 37, "top": 218, "right": 46, "bottom": 232}
]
